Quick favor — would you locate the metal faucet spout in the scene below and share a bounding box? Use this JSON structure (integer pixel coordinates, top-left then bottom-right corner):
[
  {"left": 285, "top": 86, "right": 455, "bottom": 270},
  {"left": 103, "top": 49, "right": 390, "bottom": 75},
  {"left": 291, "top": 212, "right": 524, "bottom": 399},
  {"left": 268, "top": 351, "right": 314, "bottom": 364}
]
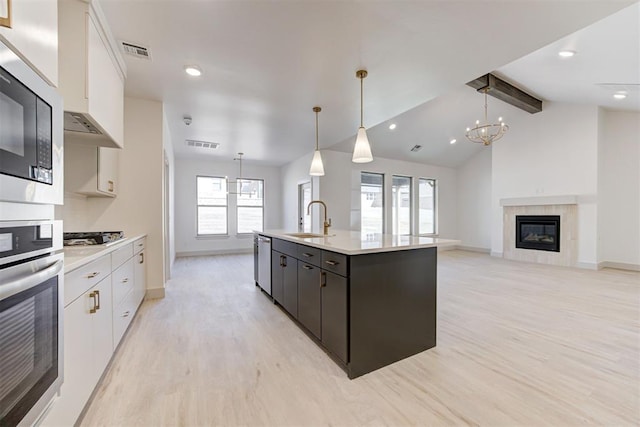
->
[{"left": 307, "top": 200, "right": 332, "bottom": 235}]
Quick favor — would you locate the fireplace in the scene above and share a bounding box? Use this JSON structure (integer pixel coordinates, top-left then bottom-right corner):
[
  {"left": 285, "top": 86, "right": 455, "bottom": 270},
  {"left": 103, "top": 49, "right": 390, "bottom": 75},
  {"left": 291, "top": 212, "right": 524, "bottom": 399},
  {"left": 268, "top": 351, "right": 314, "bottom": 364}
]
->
[{"left": 516, "top": 215, "right": 560, "bottom": 252}]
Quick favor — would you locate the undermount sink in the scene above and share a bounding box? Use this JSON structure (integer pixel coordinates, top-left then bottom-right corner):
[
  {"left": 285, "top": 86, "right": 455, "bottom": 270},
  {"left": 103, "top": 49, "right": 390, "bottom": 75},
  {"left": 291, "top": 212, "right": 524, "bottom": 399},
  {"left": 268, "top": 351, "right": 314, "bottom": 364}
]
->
[{"left": 284, "top": 232, "right": 325, "bottom": 238}]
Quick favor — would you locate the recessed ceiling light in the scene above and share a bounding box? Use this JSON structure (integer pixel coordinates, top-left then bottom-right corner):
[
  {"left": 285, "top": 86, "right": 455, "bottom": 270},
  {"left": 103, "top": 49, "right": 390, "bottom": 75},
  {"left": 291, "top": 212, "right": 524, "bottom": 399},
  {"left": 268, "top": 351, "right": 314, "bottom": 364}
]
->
[
  {"left": 184, "top": 65, "right": 202, "bottom": 76},
  {"left": 613, "top": 92, "right": 627, "bottom": 100},
  {"left": 450, "top": 139, "right": 456, "bottom": 144},
  {"left": 558, "top": 50, "right": 576, "bottom": 58},
  {"left": 389, "top": 123, "right": 397, "bottom": 130}
]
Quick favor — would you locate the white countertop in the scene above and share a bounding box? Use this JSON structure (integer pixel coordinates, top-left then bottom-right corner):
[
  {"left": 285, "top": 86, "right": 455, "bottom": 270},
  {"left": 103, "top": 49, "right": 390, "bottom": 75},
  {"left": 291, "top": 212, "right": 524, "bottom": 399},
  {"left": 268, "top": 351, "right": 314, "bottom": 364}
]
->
[
  {"left": 258, "top": 229, "right": 459, "bottom": 255},
  {"left": 63, "top": 234, "right": 146, "bottom": 273}
]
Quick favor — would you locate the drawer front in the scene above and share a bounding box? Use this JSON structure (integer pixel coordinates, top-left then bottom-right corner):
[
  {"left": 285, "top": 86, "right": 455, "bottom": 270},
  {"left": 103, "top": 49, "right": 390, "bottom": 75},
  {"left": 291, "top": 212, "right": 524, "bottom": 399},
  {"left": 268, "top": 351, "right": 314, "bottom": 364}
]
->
[
  {"left": 65, "top": 255, "right": 111, "bottom": 306},
  {"left": 272, "top": 238, "right": 297, "bottom": 258},
  {"left": 112, "top": 243, "right": 133, "bottom": 270},
  {"left": 297, "top": 245, "right": 321, "bottom": 267},
  {"left": 112, "top": 258, "right": 134, "bottom": 307},
  {"left": 112, "top": 288, "right": 139, "bottom": 347},
  {"left": 322, "top": 250, "right": 348, "bottom": 277},
  {"left": 133, "top": 237, "right": 146, "bottom": 255}
]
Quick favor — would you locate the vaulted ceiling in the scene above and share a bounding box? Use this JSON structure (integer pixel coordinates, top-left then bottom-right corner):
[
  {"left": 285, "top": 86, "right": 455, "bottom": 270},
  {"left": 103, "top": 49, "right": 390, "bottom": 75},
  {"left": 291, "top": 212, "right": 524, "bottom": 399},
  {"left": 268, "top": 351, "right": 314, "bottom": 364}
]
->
[{"left": 100, "top": 0, "right": 639, "bottom": 167}]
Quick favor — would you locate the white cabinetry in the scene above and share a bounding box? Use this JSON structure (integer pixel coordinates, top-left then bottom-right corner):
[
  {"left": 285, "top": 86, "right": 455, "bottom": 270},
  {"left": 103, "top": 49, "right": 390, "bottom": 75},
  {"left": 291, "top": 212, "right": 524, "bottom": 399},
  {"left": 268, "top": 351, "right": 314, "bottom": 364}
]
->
[
  {"left": 41, "top": 237, "right": 147, "bottom": 427},
  {"left": 133, "top": 238, "right": 147, "bottom": 305},
  {"left": 58, "top": 0, "right": 126, "bottom": 148},
  {"left": 65, "top": 143, "right": 119, "bottom": 197},
  {"left": 43, "top": 257, "right": 113, "bottom": 426},
  {"left": 0, "top": 0, "right": 58, "bottom": 86}
]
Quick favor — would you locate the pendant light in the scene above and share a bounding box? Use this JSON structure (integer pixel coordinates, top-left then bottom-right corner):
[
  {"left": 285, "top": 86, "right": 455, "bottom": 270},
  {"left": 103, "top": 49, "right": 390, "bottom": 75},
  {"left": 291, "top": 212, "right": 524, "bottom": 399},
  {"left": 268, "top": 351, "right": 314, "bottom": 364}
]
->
[
  {"left": 309, "top": 106, "right": 325, "bottom": 176},
  {"left": 352, "top": 69, "right": 373, "bottom": 163}
]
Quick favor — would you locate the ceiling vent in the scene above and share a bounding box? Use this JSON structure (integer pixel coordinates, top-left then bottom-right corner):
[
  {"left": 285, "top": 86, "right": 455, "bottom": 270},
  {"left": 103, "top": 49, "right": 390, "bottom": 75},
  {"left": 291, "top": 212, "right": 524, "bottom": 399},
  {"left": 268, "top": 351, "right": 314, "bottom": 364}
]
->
[
  {"left": 595, "top": 83, "right": 640, "bottom": 92},
  {"left": 186, "top": 140, "right": 219, "bottom": 150},
  {"left": 121, "top": 41, "right": 151, "bottom": 60},
  {"left": 410, "top": 145, "right": 422, "bottom": 152}
]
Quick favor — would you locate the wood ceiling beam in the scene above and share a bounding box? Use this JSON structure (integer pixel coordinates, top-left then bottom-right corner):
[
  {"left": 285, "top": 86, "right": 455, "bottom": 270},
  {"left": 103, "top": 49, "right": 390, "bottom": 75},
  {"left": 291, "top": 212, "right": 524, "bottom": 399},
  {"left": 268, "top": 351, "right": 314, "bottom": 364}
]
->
[{"left": 467, "top": 73, "right": 543, "bottom": 114}]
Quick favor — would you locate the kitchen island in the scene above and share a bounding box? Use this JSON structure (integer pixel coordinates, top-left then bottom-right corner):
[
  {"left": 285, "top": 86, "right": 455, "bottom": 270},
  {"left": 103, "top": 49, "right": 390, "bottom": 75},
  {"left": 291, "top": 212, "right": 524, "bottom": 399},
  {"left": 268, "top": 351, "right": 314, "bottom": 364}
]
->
[{"left": 256, "top": 230, "right": 458, "bottom": 378}]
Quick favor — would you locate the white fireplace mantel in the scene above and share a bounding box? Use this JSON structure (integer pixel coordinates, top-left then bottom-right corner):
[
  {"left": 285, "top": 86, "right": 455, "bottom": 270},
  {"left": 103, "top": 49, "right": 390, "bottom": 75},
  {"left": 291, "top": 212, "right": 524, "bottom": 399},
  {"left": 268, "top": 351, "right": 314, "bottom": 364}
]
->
[{"left": 499, "top": 195, "right": 578, "bottom": 207}]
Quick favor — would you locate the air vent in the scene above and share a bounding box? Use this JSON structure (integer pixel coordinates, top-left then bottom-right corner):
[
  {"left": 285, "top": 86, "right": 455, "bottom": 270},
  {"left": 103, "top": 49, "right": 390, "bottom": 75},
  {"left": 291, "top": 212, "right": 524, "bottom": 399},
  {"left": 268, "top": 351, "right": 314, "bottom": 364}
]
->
[
  {"left": 595, "top": 83, "right": 640, "bottom": 92},
  {"left": 64, "top": 112, "right": 102, "bottom": 134},
  {"left": 186, "top": 140, "right": 219, "bottom": 150},
  {"left": 410, "top": 145, "right": 422, "bottom": 152},
  {"left": 121, "top": 41, "right": 151, "bottom": 60}
]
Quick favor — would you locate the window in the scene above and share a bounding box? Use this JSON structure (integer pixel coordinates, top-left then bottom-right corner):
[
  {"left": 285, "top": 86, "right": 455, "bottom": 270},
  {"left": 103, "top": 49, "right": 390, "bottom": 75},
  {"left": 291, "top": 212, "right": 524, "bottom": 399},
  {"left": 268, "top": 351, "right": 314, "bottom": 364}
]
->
[
  {"left": 418, "top": 178, "right": 436, "bottom": 235},
  {"left": 392, "top": 175, "right": 412, "bottom": 235},
  {"left": 236, "top": 179, "right": 264, "bottom": 233},
  {"left": 361, "top": 172, "right": 384, "bottom": 234},
  {"left": 197, "top": 176, "right": 228, "bottom": 235}
]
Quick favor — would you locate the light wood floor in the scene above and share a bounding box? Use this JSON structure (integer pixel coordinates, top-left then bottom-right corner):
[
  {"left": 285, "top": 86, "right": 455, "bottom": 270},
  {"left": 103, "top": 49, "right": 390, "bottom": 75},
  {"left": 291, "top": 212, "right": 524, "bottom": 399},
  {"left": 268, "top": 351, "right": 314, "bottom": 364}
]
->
[{"left": 80, "top": 251, "right": 640, "bottom": 426}]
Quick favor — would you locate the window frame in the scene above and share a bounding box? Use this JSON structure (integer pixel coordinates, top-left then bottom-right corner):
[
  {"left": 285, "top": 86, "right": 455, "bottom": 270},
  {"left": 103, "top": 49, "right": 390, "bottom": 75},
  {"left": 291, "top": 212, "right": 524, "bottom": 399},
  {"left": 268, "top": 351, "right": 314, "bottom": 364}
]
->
[
  {"left": 391, "top": 174, "right": 413, "bottom": 236},
  {"left": 235, "top": 177, "right": 265, "bottom": 235},
  {"left": 417, "top": 177, "right": 437, "bottom": 236},
  {"left": 196, "top": 175, "right": 229, "bottom": 236},
  {"left": 360, "top": 171, "right": 385, "bottom": 235}
]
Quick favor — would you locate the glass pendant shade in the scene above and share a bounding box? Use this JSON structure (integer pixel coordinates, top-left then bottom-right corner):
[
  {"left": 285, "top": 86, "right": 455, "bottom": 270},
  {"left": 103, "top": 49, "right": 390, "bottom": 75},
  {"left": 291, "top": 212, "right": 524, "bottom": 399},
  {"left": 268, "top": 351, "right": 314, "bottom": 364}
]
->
[
  {"left": 309, "top": 149, "right": 325, "bottom": 176},
  {"left": 352, "top": 126, "right": 373, "bottom": 163}
]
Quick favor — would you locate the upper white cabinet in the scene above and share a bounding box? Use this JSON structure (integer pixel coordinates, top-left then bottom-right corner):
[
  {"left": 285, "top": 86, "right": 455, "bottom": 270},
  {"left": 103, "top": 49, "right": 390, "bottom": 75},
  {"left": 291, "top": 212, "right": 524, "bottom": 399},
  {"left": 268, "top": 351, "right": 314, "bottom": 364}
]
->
[
  {"left": 58, "top": 0, "right": 126, "bottom": 148},
  {"left": 0, "top": 0, "right": 59, "bottom": 86},
  {"left": 65, "top": 141, "right": 119, "bottom": 197}
]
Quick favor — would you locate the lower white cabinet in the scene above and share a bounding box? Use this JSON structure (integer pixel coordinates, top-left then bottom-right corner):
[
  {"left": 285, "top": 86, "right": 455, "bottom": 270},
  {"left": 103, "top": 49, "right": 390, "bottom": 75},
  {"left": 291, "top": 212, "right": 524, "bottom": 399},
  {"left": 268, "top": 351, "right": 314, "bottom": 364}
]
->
[
  {"left": 41, "top": 237, "right": 147, "bottom": 426},
  {"left": 43, "top": 274, "right": 113, "bottom": 426}
]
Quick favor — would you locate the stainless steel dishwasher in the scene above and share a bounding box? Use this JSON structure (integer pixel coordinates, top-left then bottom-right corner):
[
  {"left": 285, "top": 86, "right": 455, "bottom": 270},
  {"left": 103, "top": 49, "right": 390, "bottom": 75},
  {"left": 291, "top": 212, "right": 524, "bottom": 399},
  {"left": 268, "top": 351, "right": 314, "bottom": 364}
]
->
[{"left": 257, "top": 235, "right": 271, "bottom": 295}]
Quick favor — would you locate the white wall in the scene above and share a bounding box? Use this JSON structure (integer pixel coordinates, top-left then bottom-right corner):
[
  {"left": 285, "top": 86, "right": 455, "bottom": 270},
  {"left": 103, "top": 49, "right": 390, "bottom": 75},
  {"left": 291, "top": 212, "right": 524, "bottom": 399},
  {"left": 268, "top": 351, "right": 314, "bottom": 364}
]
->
[
  {"left": 58, "top": 97, "right": 166, "bottom": 294},
  {"left": 162, "top": 111, "right": 176, "bottom": 275},
  {"left": 456, "top": 148, "right": 492, "bottom": 251},
  {"left": 491, "top": 103, "right": 600, "bottom": 266},
  {"left": 280, "top": 152, "right": 320, "bottom": 232},
  {"left": 174, "top": 157, "right": 282, "bottom": 255},
  {"left": 598, "top": 110, "right": 640, "bottom": 268},
  {"left": 317, "top": 150, "right": 458, "bottom": 239}
]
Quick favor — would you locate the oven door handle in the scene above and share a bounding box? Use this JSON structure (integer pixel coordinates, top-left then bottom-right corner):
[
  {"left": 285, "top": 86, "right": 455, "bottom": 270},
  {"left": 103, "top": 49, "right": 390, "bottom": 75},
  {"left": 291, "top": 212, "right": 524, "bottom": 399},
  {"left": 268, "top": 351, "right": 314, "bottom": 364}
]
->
[{"left": 0, "top": 259, "right": 63, "bottom": 301}]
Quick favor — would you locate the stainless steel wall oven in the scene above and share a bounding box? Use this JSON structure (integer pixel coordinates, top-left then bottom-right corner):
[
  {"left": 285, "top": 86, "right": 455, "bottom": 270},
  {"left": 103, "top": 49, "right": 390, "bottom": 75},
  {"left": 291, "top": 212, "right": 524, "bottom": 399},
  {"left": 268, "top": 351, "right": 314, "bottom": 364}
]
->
[{"left": 0, "top": 221, "right": 63, "bottom": 427}]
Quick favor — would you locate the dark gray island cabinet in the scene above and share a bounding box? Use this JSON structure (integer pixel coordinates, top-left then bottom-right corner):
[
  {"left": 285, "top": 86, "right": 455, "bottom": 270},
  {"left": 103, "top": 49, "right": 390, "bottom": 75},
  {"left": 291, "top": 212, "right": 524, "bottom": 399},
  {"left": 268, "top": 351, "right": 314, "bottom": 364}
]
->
[{"left": 259, "top": 230, "right": 456, "bottom": 379}]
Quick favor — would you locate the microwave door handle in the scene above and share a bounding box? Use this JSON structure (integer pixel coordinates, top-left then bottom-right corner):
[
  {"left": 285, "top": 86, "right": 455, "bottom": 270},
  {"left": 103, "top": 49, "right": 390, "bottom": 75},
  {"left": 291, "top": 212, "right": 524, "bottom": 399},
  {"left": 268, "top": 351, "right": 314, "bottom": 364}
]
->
[{"left": 0, "top": 260, "right": 63, "bottom": 301}]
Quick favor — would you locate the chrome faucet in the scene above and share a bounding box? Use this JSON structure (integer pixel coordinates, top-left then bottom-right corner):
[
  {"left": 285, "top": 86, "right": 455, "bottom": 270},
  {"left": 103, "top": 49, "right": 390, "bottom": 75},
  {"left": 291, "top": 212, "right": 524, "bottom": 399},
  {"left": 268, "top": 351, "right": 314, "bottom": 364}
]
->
[{"left": 307, "top": 200, "right": 332, "bottom": 235}]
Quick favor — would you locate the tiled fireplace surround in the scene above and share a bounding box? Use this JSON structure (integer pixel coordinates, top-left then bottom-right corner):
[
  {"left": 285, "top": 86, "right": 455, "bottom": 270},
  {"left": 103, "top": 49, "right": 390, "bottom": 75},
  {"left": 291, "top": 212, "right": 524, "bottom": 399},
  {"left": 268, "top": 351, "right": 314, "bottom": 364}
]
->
[{"left": 501, "top": 196, "right": 578, "bottom": 267}]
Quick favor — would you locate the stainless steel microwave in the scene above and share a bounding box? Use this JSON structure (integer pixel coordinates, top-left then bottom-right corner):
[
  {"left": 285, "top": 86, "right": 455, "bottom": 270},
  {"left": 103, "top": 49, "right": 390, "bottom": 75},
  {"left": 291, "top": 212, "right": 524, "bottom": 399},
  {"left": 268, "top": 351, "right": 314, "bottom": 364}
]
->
[{"left": 0, "top": 38, "right": 63, "bottom": 205}]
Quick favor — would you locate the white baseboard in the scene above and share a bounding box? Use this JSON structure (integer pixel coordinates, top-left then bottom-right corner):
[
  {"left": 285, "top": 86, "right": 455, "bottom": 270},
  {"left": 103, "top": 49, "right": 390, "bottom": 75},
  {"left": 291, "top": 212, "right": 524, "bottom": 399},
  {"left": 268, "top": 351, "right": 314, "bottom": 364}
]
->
[
  {"left": 490, "top": 251, "right": 503, "bottom": 258},
  {"left": 598, "top": 261, "right": 640, "bottom": 272},
  {"left": 456, "top": 245, "right": 491, "bottom": 254},
  {"left": 176, "top": 248, "right": 253, "bottom": 257},
  {"left": 145, "top": 287, "right": 165, "bottom": 299},
  {"left": 576, "top": 262, "right": 598, "bottom": 270}
]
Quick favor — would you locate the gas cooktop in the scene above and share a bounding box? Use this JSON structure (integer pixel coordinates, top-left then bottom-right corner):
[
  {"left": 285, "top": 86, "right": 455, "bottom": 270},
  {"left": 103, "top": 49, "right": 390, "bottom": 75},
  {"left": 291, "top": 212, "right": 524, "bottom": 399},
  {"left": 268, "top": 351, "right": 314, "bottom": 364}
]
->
[{"left": 63, "top": 231, "right": 124, "bottom": 246}]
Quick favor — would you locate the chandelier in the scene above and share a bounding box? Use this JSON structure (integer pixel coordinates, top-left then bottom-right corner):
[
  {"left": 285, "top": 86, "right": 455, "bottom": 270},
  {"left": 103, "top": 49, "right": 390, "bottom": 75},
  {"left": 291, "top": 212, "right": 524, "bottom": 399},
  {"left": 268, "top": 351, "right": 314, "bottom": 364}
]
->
[
  {"left": 465, "top": 88, "right": 509, "bottom": 146},
  {"left": 227, "top": 152, "right": 245, "bottom": 195}
]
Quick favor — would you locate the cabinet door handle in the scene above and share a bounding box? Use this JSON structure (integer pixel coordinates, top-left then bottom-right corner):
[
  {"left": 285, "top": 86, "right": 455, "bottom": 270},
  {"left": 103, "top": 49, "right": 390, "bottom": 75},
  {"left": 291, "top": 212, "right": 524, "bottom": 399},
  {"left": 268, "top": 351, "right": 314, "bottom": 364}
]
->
[
  {"left": 302, "top": 264, "right": 313, "bottom": 270},
  {"left": 95, "top": 289, "right": 101, "bottom": 310},
  {"left": 89, "top": 291, "right": 98, "bottom": 314},
  {"left": 139, "top": 252, "right": 144, "bottom": 264},
  {"left": 302, "top": 252, "right": 313, "bottom": 258},
  {"left": 279, "top": 255, "right": 284, "bottom": 267},
  {"left": 122, "top": 311, "right": 130, "bottom": 318},
  {"left": 108, "top": 180, "right": 114, "bottom": 192},
  {"left": 122, "top": 278, "right": 129, "bottom": 283},
  {"left": 86, "top": 271, "right": 100, "bottom": 279},
  {"left": 321, "top": 272, "right": 327, "bottom": 288},
  {"left": 137, "top": 243, "right": 144, "bottom": 247},
  {"left": 282, "top": 256, "right": 287, "bottom": 267},
  {"left": 325, "top": 260, "right": 339, "bottom": 266}
]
